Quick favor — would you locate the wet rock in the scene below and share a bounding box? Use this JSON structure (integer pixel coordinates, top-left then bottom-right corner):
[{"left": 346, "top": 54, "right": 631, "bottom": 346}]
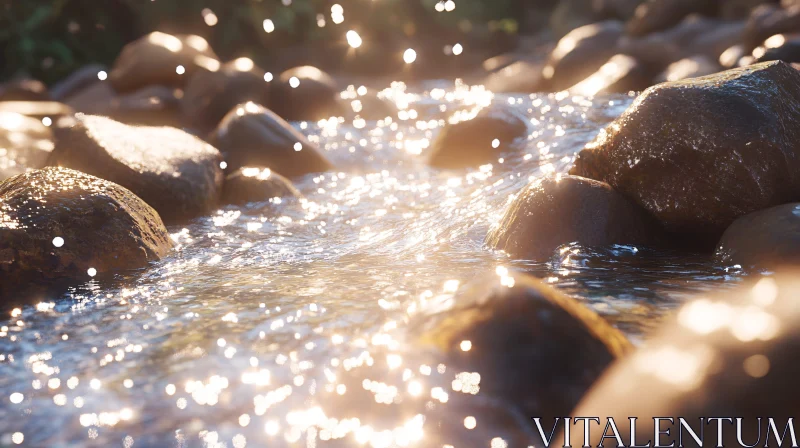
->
[
  {"left": 180, "top": 58, "right": 269, "bottom": 133},
  {"left": 0, "top": 167, "right": 172, "bottom": 294},
  {"left": 722, "top": 0, "right": 777, "bottom": 19},
  {"left": 543, "top": 21, "right": 625, "bottom": 92},
  {"left": 109, "top": 32, "right": 220, "bottom": 93},
  {"left": 716, "top": 203, "right": 800, "bottom": 268},
  {"left": 570, "top": 61, "right": 800, "bottom": 237},
  {"left": 427, "top": 106, "right": 529, "bottom": 169},
  {"left": 486, "top": 175, "right": 663, "bottom": 260},
  {"left": 0, "top": 112, "right": 54, "bottom": 181},
  {"left": 484, "top": 60, "right": 546, "bottom": 93},
  {"left": 47, "top": 115, "right": 223, "bottom": 223},
  {"left": 690, "top": 20, "right": 747, "bottom": 60},
  {"left": 754, "top": 33, "right": 800, "bottom": 62},
  {"left": 568, "top": 54, "right": 653, "bottom": 95},
  {"left": 744, "top": 4, "right": 800, "bottom": 49},
  {"left": 222, "top": 167, "right": 302, "bottom": 206},
  {"left": 626, "top": 0, "right": 720, "bottom": 37},
  {"left": 720, "top": 43, "right": 749, "bottom": 67},
  {"left": 558, "top": 272, "right": 800, "bottom": 447},
  {"left": 482, "top": 53, "right": 518, "bottom": 73},
  {"left": 269, "top": 66, "right": 344, "bottom": 122},
  {"left": 411, "top": 269, "right": 632, "bottom": 421},
  {"left": 0, "top": 102, "right": 73, "bottom": 122},
  {"left": 595, "top": 0, "right": 647, "bottom": 21},
  {"left": 0, "top": 79, "right": 50, "bottom": 102},
  {"left": 50, "top": 64, "right": 107, "bottom": 101},
  {"left": 549, "top": 0, "right": 602, "bottom": 37},
  {"left": 66, "top": 83, "right": 182, "bottom": 127},
  {"left": 656, "top": 55, "right": 722, "bottom": 82},
  {"left": 209, "top": 102, "right": 332, "bottom": 177}
]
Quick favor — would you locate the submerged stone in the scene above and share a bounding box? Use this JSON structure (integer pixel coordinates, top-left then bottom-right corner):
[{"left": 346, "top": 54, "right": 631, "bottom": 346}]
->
[
  {"left": 570, "top": 61, "right": 800, "bottom": 237},
  {"left": 543, "top": 21, "right": 624, "bottom": 92},
  {"left": 486, "top": 175, "right": 663, "bottom": 260},
  {"left": 109, "top": 32, "right": 220, "bottom": 93},
  {"left": 427, "top": 106, "right": 529, "bottom": 169},
  {"left": 47, "top": 115, "right": 223, "bottom": 223},
  {"left": 410, "top": 270, "right": 632, "bottom": 421},
  {"left": 209, "top": 102, "right": 333, "bottom": 177},
  {"left": 0, "top": 167, "right": 172, "bottom": 295},
  {"left": 716, "top": 203, "right": 800, "bottom": 269},
  {"left": 269, "top": 66, "right": 344, "bottom": 121},
  {"left": 559, "top": 272, "right": 800, "bottom": 447},
  {"left": 0, "top": 112, "right": 54, "bottom": 181},
  {"left": 222, "top": 167, "right": 302, "bottom": 205}
]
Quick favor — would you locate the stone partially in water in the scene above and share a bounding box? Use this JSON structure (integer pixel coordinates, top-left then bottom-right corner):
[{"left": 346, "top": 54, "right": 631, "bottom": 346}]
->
[
  {"left": 570, "top": 61, "right": 800, "bottom": 238},
  {"left": 626, "top": 0, "right": 719, "bottom": 37},
  {"left": 569, "top": 54, "right": 654, "bottom": 96},
  {"left": 0, "top": 167, "right": 172, "bottom": 295},
  {"left": 427, "top": 106, "right": 529, "bottom": 169},
  {"left": 486, "top": 175, "right": 663, "bottom": 260},
  {"left": 209, "top": 102, "right": 333, "bottom": 177},
  {"left": 0, "top": 79, "right": 50, "bottom": 102},
  {"left": 543, "top": 21, "right": 624, "bottom": 92},
  {"left": 181, "top": 58, "right": 270, "bottom": 132},
  {"left": 109, "top": 32, "right": 220, "bottom": 93},
  {"left": 269, "top": 66, "right": 344, "bottom": 122},
  {"left": 411, "top": 270, "right": 632, "bottom": 421},
  {"left": 222, "top": 167, "right": 302, "bottom": 205},
  {"left": 716, "top": 203, "right": 800, "bottom": 269},
  {"left": 0, "top": 112, "right": 54, "bottom": 181},
  {"left": 47, "top": 115, "right": 223, "bottom": 223},
  {"left": 558, "top": 272, "right": 800, "bottom": 447}
]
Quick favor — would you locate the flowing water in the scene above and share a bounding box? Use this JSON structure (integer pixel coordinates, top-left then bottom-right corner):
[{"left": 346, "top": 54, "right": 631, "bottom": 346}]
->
[{"left": 0, "top": 81, "right": 743, "bottom": 447}]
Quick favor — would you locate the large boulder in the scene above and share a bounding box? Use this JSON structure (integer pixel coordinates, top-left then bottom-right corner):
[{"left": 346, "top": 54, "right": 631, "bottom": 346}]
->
[
  {"left": 109, "top": 32, "right": 220, "bottom": 93},
  {"left": 411, "top": 270, "right": 632, "bottom": 422},
  {"left": 568, "top": 54, "right": 654, "bottom": 95},
  {"left": 47, "top": 115, "right": 223, "bottom": 223},
  {"left": 716, "top": 203, "right": 800, "bottom": 269},
  {"left": 543, "top": 21, "right": 625, "bottom": 92},
  {"left": 486, "top": 175, "right": 663, "bottom": 260},
  {"left": 222, "top": 166, "right": 302, "bottom": 205},
  {"left": 558, "top": 272, "right": 800, "bottom": 447},
  {"left": 626, "top": 0, "right": 720, "bottom": 37},
  {"left": 209, "top": 102, "right": 332, "bottom": 177},
  {"left": 0, "top": 112, "right": 54, "bottom": 181},
  {"left": 180, "top": 58, "right": 270, "bottom": 132},
  {"left": 268, "top": 66, "right": 344, "bottom": 121},
  {"left": 0, "top": 167, "right": 172, "bottom": 295},
  {"left": 570, "top": 61, "right": 800, "bottom": 238},
  {"left": 427, "top": 106, "right": 529, "bottom": 169}
]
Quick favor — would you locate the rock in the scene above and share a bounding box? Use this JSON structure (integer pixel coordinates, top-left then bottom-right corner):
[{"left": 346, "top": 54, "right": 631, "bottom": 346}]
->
[
  {"left": 656, "top": 55, "right": 722, "bottom": 82},
  {"left": 722, "top": 0, "right": 777, "bottom": 19},
  {"left": 427, "top": 106, "right": 529, "bottom": 169},
  {"left": 627, "top": 0, "right": 720, "bottom": 37},
  {"left": 549, "top": 0, "right": 602, "bottom": 38},
  {"left": 0, "top": 79, "right": 50, "bottom": 102},
  {"left": 482, "top": 53, "right": 519, "bottom": 73},
  {"left": 754, "top": 33, "right": 800, "bottom": 62},
  {"left": 543, "top": 21, "right": 625, "bottom": 91},
  {"left": 181, "top": 58, "right": 269, "bottom": 133},
  {"left": 720, "top": 43, "right": 749, "bottom": 67},
  {"left": 558, "top": 272, "right": 800, "bottom": 447},
  {"left": 571, "top": 61, "right": 800, "bottom": 238},
  {"left": 50, "top": 64, "right": 107, "bottom": 101},
  {"left": 484, "top": 60, "right": 546, "bottom": 93},
  {"left": 0, "top": 167, "right": 172, "bottom": 294},
  {"left": 209, "top": 102, "right": 332, "bottom": 177},
  {"left": 47, "top": 115, "right": 223, "bottom": 223},
  {"left": 690, "top": 20, "right": 747, "bottom": 60},
  {"left": 716, "top": 203, "right": 800, "bottom": 268},
  {"left": 411, "top": 269, "right": 632, "bottom": 421},
  {"left": 222, "top": 167, "right": 302, "bottom": 205},
  {"left": 0, "top": 102, "right": 73, "bottom": 121},
  {"left": 268, "top": 66, "right": 344, "bottom": 122},
  {"left": 66, "top": 83, "right": 182, "bottom": 127},
  {"left": 744, "top": 4, "right": 800, "bottom": 49},
  {"left": 594, "top": 0, "right": 647, "bottom": 21},
  {"left": 568, "top": 54, "right": 654, "bottom": 95},
  {"left": 0, "top": 112, "right": 54, "bottom": 181},
  {"left": 486, "top": 175, "right": 663, "bottom": 260},
  {"left": 109, "top": 32, "right": 220, "bottom": 93}
]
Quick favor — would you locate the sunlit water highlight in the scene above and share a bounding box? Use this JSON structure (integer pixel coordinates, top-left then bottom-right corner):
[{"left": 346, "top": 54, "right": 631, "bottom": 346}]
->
[{"left": 0, "top": 81, "right": 741, "bottom": 447}]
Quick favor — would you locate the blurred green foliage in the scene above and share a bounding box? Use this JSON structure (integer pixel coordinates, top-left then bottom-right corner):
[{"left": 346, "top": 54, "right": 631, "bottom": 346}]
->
[{"left": 0, "top": 0, "right": 526, "bottom": 84}]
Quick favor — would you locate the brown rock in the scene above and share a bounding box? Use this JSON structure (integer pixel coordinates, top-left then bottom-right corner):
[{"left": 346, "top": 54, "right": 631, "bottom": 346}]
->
[
  {"left": 543, "top": 21, "right": 625, "bottom": 91},
  {"left": 744, "top": 3, "right": 800, "bottom": 49},
  {"left": 66, "top": 82, "right": 182, "bottom": 127},
  {"left": 570, "top": 61, "right": 800, "bottom": 237},
  {"left": 569, "top": 54, "right": 654, "bottom": 95},
  {"left": 269, "top": 66, "right": 344, "bottom": 122},
  {"left": 716, "top": 203, "right": 800, "bottom": 269},
  {"left": 0, "top": 79, "right": 49, "bottom": 102},
  {"left": 51, "top": 64, "right": 107, "bottom": 101},
  {"left": 222, "top": 167, "right": 303, "bottom": 205},
  {"left": 0, "top": 167, "right": 172, "bottom": 294},
  {"left": 656, "top": 54, "right": 722, "bottom": 82},
  {"left": 0, "top": 102, "right": 73, "bottom": 121},
  {"left": 427, "top": 106, "right": 529, "bottom": 169},
  {"left": 0, "top": 112, "right": 54, "bottom": 181},
  {"left": 47, "top": 115, "right": 223, "bottom": 223},
  {"left": 209, "top": 102, "right": 333, "bottom": 177},
  {"left": 753, "top": 32, "right": 800, "bottom": 63},
  {"left": 720, "top": 43, "right": 750, "bottom": 67},
  {"left": 486, "top": 175, "right": 663, "bottom": 260},
  {"left": 626, "top": 0, "right": 719, "bottom": 37},
  {"left": 484, "top": 60, "right": 546, "bottom": 93},
  {"left": 109, "top": 32, "right": 220, "bottom": 93}
]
